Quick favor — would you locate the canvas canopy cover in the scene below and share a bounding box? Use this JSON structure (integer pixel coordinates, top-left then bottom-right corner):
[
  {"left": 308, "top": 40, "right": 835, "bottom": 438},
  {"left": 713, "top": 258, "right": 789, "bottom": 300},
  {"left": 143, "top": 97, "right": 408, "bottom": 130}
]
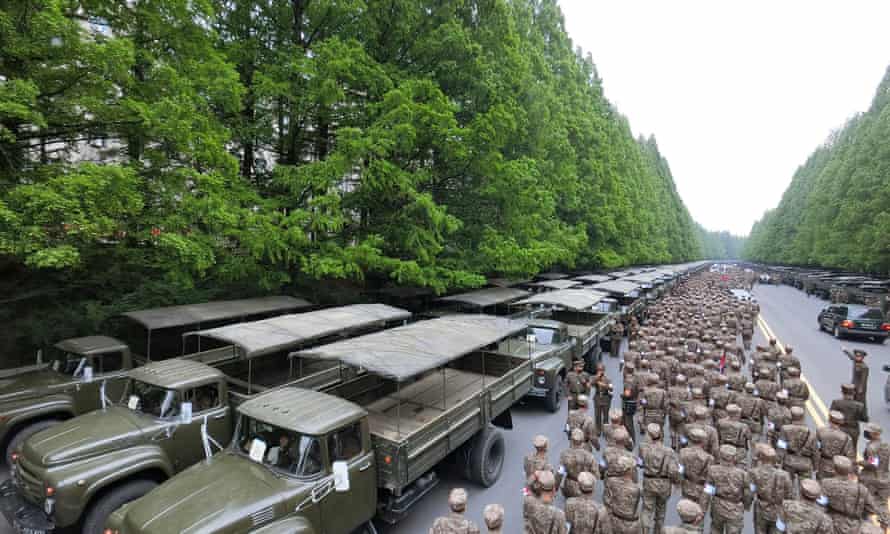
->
[
  {"left": 514, "top": 289, "right": 608, "bottom": 311},
  {"left": 437, "top": 287, "right": 530, "bottom": 308},
  {"left": 54, "top": 336, "right": 130, "bottom": 356},
  {"left": 530, "top": 279, "right": 583, "bottom": 290},
  {"left": 294, "top": 315, "right": 527, "bottom": 381},
  {"left": 590, "top": 280, "right": 641, "bottom": 296},
  {"left": 184, "top": 304, "right": 411, "bottom": 359},
  {"left": 573, "top": 274, "right": 611, "bottom": 284},
  {"left": 120, "top": 296, "right": 312, "bottom": 331}
]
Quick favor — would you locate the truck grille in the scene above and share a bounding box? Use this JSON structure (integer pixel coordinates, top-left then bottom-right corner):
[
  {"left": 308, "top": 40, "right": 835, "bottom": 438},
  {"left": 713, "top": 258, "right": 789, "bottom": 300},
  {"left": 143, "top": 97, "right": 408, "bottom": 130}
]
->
[
  {"left": 15, "top": 459, "right": 43, "bottom": 504},
  {"left": 250, "top": 506, "right": 274, "bottom": 526}
]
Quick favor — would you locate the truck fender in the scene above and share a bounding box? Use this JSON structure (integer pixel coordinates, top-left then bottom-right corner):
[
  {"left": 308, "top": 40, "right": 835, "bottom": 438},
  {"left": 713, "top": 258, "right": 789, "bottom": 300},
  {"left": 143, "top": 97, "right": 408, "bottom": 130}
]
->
[
  {"left": 79, "top": 445, "right": 174, "bottom": 509},
  {"left": 249, "top": 515, "right": 316, "bottom": 534},
  {"left": 0, "top": 395, "right": 74, "bottom": 444}
]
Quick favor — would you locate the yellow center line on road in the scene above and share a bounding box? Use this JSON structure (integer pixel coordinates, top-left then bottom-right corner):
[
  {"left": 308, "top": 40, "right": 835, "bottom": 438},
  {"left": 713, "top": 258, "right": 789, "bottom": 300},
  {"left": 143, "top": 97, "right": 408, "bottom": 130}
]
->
[{"left": 755, "top": 315, "right": 828, "bottom": 427}]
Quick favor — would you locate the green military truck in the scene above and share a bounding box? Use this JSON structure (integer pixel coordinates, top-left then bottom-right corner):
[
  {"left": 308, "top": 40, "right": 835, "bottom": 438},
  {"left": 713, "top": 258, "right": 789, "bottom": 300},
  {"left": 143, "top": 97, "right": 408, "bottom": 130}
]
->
[
  {"left": 590, "top": 279, "right": 645, "bottom": 327},
  {"left": 104, "top": 314, "right": 533, "bottom": 534},
  {"left": 0, "top": 304, "right": 411, "bottom": 534},
  {"left": 0, "top": 296, "right": 311, "bottom": 466}
]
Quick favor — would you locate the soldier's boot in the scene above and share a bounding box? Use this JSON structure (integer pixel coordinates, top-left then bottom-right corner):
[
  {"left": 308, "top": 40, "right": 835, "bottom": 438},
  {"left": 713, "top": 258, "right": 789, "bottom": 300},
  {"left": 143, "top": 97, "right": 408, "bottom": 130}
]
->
[
  {"left": 653, "top": 496, "right": 667, "bottom": 534},
  {"left": 710, "top": 513, "right": 726, "bottom": 534},
  {"left": 623, "top": 416, "right": 637, "bottom": 445}
]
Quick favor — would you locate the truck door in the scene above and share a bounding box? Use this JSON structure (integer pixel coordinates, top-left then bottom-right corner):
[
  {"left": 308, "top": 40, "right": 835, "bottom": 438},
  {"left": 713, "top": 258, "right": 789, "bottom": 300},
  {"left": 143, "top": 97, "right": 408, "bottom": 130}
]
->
[
  {"left": 167, "top": 383, "right": 232, "bottom": 470},
  {"left": 320, "top": 420, "right": 376, "bottom": 533}
]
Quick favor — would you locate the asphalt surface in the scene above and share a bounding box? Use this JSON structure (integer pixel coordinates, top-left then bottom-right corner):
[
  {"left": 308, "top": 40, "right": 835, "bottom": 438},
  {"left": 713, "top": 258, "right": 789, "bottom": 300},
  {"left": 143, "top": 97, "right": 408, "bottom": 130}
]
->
[{"left": 0, "top": 281, "right": 882, "bottom": 534}]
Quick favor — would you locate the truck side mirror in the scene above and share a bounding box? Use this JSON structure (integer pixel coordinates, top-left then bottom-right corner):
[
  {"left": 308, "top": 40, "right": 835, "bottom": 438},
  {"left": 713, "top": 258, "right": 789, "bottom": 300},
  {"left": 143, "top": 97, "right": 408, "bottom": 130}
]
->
[
  {"left": 82, "top": 366, "right": 94, "bottom": 382},
  {"left": 333, "top": 460, "right": 350, "bottom": 492},
  {"left": 181, "top": 402, "right": 193, "bottom": 424}
]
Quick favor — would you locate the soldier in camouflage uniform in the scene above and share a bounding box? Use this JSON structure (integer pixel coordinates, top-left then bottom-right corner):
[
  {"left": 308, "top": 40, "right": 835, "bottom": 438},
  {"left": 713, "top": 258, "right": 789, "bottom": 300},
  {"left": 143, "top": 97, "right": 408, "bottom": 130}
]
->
[
  {"left": 679, "top": 427, "right": 713, "bottom": 508},
  {"left": 430, "top": 488, "right": 481, "bottom": 534},
  {"left": 604, "top": 409, "right": 632, "bottom": 450},
  {"left": 716, "top": 404, "right": 751, "bottom": 467},
  {"left": 565, "top": 471, "right": 609, "bottom": 534},
  {"left": 755, "top": 365, "right": 781, "bottom": 407},
  {"left": 592, "top": 363, "right": 613, "bottom": 436},
  {"left": 560, "top": 429, "right": 599, "bottom": 498},
  {"left": 566, "top": 359, "right": 592, "bottom": 411},
  {"left": 704, "top": 445, "right": 752, "bottom": 534},
  {"left": 523, "top": 470, "right": 568, "bottom": 534},
  {"left": 639, "top": 373, "right": 668, "bottom": 441},
  {"left": 828, "top": 383, "right": 868, "bottom": 450},
  {"left": 710, "top": 374, "right": 734, "bottom": 423},
  {"left": 641, "top": 423, "right": 680, "bottom": 534},
  {"left": 740, "top": 315, "right": 754, "bottom": 351},
  {"left": 668, "top": 373, "right": 692, "bottom": 449},
  {"left": 726, "top": 360, "right": 747, "bottom": 394},
  {"left": 751, "top": 444, "right": 793, "bottom": 534},
  {"left": 815, "top": 411, "right": 855, "bottom": 481},
  {"left": 664, "top": 499, "right": 704, "bottom": 534},
  {"left": 566, "top": 395, "right": 600, "bottom": 452},
  {"left": 483, "top": 504, "right": 504, "bottom": 534},
  {"left": 524, "top": 435, "right": 560, "bottom": 490},
  {"left": 684, "top": 405, "right": 720, "bottom": 459},
  {"left": 821, "top": 456, "right": 889, "bottom": 534},
  {"left": 858, "top": 423, "right": 890, "bottom": 503},
  {"left": 777, "top": 406, "right": 817, "bottom": 495},
  {"left": 738, "top": 382, "right": 765, "bottom": 442},
  {"left": 782, "top": 367, "right": 809, "bottom": 411},
  {"left": 604, "top": 455, "right": 642, "bottom": 534},
  {"left": 602, "top": 427, "right": 638, "bottom": 483},
  {"left": 765, "top": 390, "right": 792, "bottom": 448},
  {"left": 780, "top": 479, "right": 833, "bottom": 534}
]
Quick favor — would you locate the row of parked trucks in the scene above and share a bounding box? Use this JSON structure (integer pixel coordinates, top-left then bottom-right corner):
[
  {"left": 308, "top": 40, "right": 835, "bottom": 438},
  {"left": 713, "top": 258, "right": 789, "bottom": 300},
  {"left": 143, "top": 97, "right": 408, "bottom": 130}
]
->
[
  {"left": 757, "top": 265, "right": 890, "bottom": 305},
  {"left": 0, "top": 263, "right": 706, "bottom": 534}
]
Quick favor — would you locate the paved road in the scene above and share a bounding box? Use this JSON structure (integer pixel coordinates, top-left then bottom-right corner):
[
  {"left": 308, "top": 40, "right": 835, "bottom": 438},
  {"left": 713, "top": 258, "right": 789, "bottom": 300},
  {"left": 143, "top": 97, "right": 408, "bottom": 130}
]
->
[{"left": 0, "top": 282, "right": 879, "bottom": 534}]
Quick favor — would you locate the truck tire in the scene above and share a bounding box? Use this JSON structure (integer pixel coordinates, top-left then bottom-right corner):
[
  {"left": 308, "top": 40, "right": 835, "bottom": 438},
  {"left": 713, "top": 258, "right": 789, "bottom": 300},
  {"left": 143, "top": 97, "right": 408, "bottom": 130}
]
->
[
  {"left": 82, "top": 479, "right": 158, "bottom": 534},
  {"left": 351, "top": 521, "right": 378, "bottom": 534},
  {"left": 544, "top": 382, "right": 561, "bottom": 413},
  {"left": 5, "top": 419, "right": 61, "bottom": 465},
  {"left": 467, "top": 427, "right": 504, "bottom": 488}
]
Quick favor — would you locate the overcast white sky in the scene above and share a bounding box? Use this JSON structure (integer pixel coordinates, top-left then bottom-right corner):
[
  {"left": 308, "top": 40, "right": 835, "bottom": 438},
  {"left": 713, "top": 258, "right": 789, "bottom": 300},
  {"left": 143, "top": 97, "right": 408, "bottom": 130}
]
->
[{"left": 560, "top": 0, "right": 890, "bottom": 236}]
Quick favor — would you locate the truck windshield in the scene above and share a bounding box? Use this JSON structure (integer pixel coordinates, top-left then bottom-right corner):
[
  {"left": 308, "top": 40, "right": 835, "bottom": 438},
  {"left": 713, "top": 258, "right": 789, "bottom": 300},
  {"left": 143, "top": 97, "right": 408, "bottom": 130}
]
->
[
  {"left": 235, "top": 416, "right": 323, "bottom": 478},
  {"left": 529, "top": 327, "right": 556, "bottom": 345},
  {"left": 48, "top": 351, "right": 89, "bottom": 377},
  {"left": 124, "top": 380, "right": 182, "bottom": 419}
]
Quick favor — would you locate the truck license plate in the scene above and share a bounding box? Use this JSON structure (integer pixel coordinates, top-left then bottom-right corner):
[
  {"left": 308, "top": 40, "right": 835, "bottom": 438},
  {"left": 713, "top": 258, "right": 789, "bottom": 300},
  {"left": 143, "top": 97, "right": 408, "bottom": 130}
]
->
[{"left": 13, "top": 521, "right": 47, "bottom": 534}]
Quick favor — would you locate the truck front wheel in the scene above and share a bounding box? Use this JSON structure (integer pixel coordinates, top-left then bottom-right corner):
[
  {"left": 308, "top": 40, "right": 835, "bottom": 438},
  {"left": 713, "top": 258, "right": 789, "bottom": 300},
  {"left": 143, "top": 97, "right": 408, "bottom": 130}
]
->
[
  {"left": 544, "top": 382, "right": 561, "bottom": 413},
  {"left": 351, "top": 521, "right": 378, "bottom": 534},
  {"left": 82, "top": 479, "right": 158, "bottom": 534},
  {"left": 468, "top": 428, "right": 504, "bottom": 487}
]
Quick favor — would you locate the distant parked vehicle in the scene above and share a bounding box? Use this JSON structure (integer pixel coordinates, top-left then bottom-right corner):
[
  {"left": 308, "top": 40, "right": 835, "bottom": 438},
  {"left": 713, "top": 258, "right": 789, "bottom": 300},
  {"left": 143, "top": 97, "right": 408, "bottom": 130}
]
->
[
  {"left": 883, "top": 365, "right": 890, "bottom": 405},
  {"left": 818, "top": 304, "right": 890, "bottom": 343}
]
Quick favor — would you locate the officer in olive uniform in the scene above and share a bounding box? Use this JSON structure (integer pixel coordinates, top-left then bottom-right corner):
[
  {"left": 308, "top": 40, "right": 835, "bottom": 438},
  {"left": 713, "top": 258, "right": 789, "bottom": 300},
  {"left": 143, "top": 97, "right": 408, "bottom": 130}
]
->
[
  {"left": 777, "top": 406, "right": 818, "bottom": 495},
  {"left": 663, "top": 499, "right": 705, "bottom": 534},
  {"left": 430, "top": 488, "right": 481, "bottom": 534},
  {"left": 566, "top": 359, "right": 592, "bottom": 411},
  {"left": 704, "top": 444, "right": 752, "bottom": 534},
  {"left": 560, "top": 429, "right": 599, "bottom": 498},
  {"left": 611, "top": 320, "right": 625, "bottom": 358},
  {"left": 592, "top": 363, "right": 613, "bottom": 435},
  {"left": 780, "top": 479, "right": 833, "bottom": 534},
  {"left": 859, "top": 423, "right": 890, "bottom": 503},
  {"left": 828, "top": 383, "right": 868, "bottom": 449},
  {"left": 565, "top": 471, "right": 609, "bottom": 534},
  {"left": 640, "top": 423, "right": 680, "bottom": 534},
  {"left": 523, "top": 470, "right": 568, "bottom": 534},
  {"left": 751, "top": 444, "right": 793, "bottom": 534},
  {"left": 483, "top": 504, "right": 504, "bottom": 534},
  {"left": 842, "top": 347, "right": 869, "bottom": 415},
  {"left": 524, "top": 435, "right": 560, "bottom": 490},
  {"left": 621, "top": 365, "right": 639, "bottom": 445},
  {"left": 679, "top": 427, "right": 713, "bottom": 508},
  {"left": 815, "top": 411, "right": 855, "bottom": 480},
  {"left": 821, "top": 456, "right": 890, "bottom": 534},
  {"left": 604, "top": 455, "right": 642, "bottom": 534}
]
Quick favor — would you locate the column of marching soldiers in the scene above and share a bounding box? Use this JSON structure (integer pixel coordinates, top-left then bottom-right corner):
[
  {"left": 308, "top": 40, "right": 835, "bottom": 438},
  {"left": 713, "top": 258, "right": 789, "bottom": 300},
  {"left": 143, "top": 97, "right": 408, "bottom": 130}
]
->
[{"left": 430, "top": 270, "right": 890, "bottom": 534}]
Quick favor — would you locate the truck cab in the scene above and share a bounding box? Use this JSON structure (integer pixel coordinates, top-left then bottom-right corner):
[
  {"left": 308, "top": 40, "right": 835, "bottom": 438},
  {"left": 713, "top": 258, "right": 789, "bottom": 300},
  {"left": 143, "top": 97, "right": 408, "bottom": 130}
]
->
[
  {"left": 105, "top": 388, "right": 375, "bottom": 534},
  {"left": 1, "top": 359, "right": 233, "bottom": 534}
]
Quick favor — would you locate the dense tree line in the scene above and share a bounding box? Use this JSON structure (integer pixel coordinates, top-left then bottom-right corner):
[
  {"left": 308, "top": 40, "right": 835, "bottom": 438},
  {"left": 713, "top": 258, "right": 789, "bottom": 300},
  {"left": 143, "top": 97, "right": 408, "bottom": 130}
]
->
[
  {"left": 744, "top": 65, "right": 890, "bottom": 273},
  {"left": 0, "top": 0, "right": 706, "bottom": 355},
  {"left": 697, "top": 226, "right": 746, "bottom": 260}
]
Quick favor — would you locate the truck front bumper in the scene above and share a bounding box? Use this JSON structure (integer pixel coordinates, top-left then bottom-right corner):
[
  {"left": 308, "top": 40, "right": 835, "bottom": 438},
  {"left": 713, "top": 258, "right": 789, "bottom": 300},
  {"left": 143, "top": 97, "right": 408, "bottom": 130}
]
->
[
  {"left": 0, "top": 480, "right": 55, "bottom": 534},
  {"left": 526, "top": 386, "right": 549, "bottom": 398}
]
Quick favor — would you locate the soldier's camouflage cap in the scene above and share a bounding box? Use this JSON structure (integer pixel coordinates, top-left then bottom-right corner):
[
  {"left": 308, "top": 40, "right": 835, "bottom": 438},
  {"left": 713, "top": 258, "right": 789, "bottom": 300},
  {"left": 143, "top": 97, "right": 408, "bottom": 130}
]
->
[
  {"left": 716, "top": 374, "right": 728, "bottom": 383},
  {"left": 841, "top": 383, "right": 855, "bottom": 393},
  {"left": 609, "top": 409, "right": 623, "bottom": 421},
  {"left": 571, "top": 428, "right": 585, "bottom": 442},
  {"left": 864, "top": 422, "right": 882, "bottom": 435},
  {"left": 693, "top": 405, "right": 709, "bottom": 419},
  {"left": 800, "top": 479, "right": 821, "bottom": 500},
  {"left": 757, "top": 443, "right": 777, "bottom": 460},
  {"left": 790, "top": 406, "right": 805, "bottom": 420},
  {"left": 691, "top": 387, "right": 704, "bottom": 398},
  {"left": 744, "top": 382, "right": 756, "bottom": 392},
  {"left": 533, "top": 435, "right": 548, "bottom": 449},
  {"left": 688, "top": 427, "right": 707, "bottom": 443},
  {"left": 625, "top": 363, "right": 636, "bottom": 371},
  {"left": 859, "top": 523, "right": 883, "bottom": 534},
  {"left": 719, "top": 444, "right": 737, "bottom": 460},
  {"left": 578, "top": 471, "right": 596, "bottom": 492},
  {"left": 536, "top": 469, "right": 556, "bottom": 491},
  {"left": 483, "top": 504, "right": 504, "bottom": 529},
  {"left": 577, "top": 395, "right": 589, "bottom": 406},
  {"left": 784, "top": 345, "right": 793, "bottom": 353},
  {"left": 612, "top": 426, "right": 629, "bottom": 443},
  {"left": 730, "top": 360, "right": 741, "bottom": 369},
  {"left": 828, "top": 410, "right": 845, "bottom": 424},
  {"left": 675, "top": 374, "right": 687, "bottom": 383},
  {"left": 646, "top": 423, "right": 662, "bottom": 438},
  {"left": 725, "top": 403, "right": 741, "bottom": 416},
  {"left": 676, "top": 499, "right": 703, "bottom": 522},
  {"left": 787, "top": 367, "right": 800, "bottom": 376},
  {"left": 833, "top": 455, "right": 853, "bottom": 475},
  {"left": 775, "top": 390, "right": 789, "bottom": 402},
  {"left": 853, "top": 349, "right": 867, "bottom": 357},
  {"left": 449, "top": 488, "right": 468, "bottom": 510}
]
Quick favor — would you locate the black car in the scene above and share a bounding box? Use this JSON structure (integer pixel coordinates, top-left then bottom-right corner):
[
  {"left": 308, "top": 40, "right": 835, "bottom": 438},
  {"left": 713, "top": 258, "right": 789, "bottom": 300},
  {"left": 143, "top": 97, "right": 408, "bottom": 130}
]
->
[{"left": 818, "top": 304, "right": 890, "bottom": 343}]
